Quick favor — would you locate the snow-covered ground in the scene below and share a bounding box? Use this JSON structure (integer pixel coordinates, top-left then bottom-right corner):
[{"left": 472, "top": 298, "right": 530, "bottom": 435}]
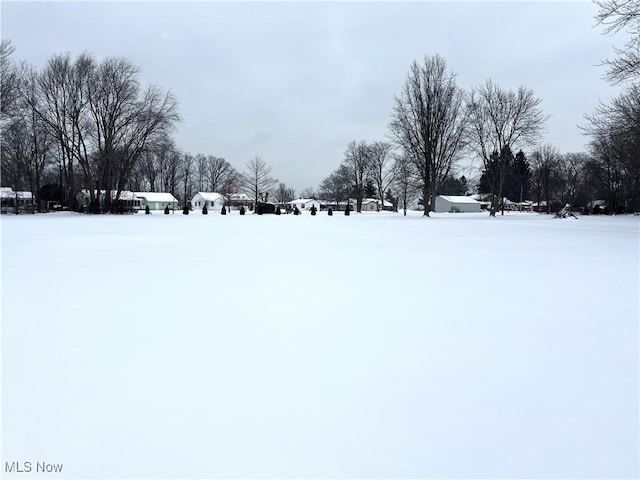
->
[{"left": 2, "top": 210, "right": 638, "bottom": 479}]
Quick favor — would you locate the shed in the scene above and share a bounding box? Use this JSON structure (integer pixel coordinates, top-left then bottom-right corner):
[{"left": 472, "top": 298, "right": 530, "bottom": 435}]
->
[{"left": 434, "top": 195, "right": 482, "bottom": 213}]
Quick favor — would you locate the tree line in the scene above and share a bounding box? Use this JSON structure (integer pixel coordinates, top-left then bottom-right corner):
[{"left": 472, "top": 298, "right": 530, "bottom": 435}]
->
[{"left": 1, "top": 0, "right": 638, "bottom": 214}]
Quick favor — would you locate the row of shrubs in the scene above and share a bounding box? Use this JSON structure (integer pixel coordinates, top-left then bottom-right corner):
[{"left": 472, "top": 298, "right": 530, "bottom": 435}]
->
[{"left": 145, "top": 204, "right": 351, "bottom": 216}]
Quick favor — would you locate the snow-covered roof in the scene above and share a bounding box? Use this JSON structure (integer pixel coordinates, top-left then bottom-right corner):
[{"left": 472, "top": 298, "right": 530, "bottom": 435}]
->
[
  {"left": 193, "top": 192, "right": 223, "bottom": 202},
  {"left": 1, "top": 187, "right": 33, "bottom": 199},
  {"left": 438, "top": 195, "right": 480, "bottom": 204},
  {"left": 287, "top": 198, "right": 319, "bottom": 205},
  {"left": 78, "top": 189, "right": 137, "bottom": 200},
  {"left": 230, "top": 193, "right": 250, "bottom": 200},
  {"left": 362, "top": 198, "right": 393, "bottom": 207},
  {"left": 135, "top": 192, "right": 179, "bottom": 203}
]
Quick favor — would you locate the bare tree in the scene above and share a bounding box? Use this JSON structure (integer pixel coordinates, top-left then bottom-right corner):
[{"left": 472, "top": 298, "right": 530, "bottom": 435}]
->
[
  {"left": 274, "top": 182, "right": 296, "bottom": 204},
  {"left": 28, "top": 52, "right": 178, "bottom": 212},
  {"left": 368, "top": 141, "right": 397, "bottom": 210},
  {"left": 195, "top": 154, "right": 208, "bottom": 192},
  {"left": 558, "top": 152, "right": 590, "bottom": 206},
  {"left": 207, "top": 156, "right": 237, "bottom": 193},
  {"left": 239, "top": 156, "right": 277, "bottom": 207},
  {"left": 583, "top": 83, "right": 640, "bottom": 212},
  {"left": 393, "top": 152, "right": 419, "bottom": 216},
  {"left": 530, "top": 145, "right": 562, "bottom": 213},
  {"left": 467, "top": 80, "right": 547, "bottom": 216},
  {"left": 299, "top": 187, "right": 315, "bottom": 199},
  {"left": 342, "top": 140, "right": 370, "bottom": 212},
  {"left": 595, "top": 0, "right": 640, "bottom": 83},
  {"left": 319, "top": 164, "right": 350, "bottom": 209},
  {"left": 1, "top": 39, "right": 20, "bottom": 118},
  {"left": 389, "top": 55, "right": 467, "bottom": 216},
  {"left": 180, "top": 153, "right": 194, "bottom": 207}
]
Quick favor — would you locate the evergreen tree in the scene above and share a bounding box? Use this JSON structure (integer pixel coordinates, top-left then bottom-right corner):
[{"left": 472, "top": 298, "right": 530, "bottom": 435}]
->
[
  {"left": 364, "top": 179, "right": 376, "bottom": 198},
  {"left": 505, "top": 150, "right": 531, "bottom": 202}
]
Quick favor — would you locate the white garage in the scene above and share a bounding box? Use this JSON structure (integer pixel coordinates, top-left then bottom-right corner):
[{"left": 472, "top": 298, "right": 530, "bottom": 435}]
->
[{"left": 434, "top": 195, "right": 482, "bottom": 213}]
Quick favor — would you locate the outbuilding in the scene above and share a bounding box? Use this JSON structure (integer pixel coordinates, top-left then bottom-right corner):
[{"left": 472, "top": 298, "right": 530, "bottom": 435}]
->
[{"left": 434, "top": 195, "right": 482, "bottom": 213}]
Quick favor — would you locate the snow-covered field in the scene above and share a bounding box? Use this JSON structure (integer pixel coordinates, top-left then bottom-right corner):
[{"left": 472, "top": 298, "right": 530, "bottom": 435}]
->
[{"left": 2, "top": 210, "right": 638, "bottom": 479}]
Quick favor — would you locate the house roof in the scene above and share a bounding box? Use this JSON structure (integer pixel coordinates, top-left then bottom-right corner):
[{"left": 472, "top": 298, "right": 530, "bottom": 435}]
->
[
  {"left": 135, "top": 192, "right": 179, "bottom": 203},
  {"left": 287, "top": 198, "right": 319, "bottom": 205},
  {"left": 78, "top": 189, "right": 136, "bottom": 200},
  {"left": 362, "top": 198, "right": 393, "bottom": 207},
  {"left": 230, "top": 193, "right": 250, "bottom": 200},
  {"left": 438, "top": 195, "right": 480, "bottom": 204},
  {"left": 0, "top": 188, "right": 32, "bottom": 199},
  {"left": 194, "top": 192, "right": 223, "bottom": 202}
]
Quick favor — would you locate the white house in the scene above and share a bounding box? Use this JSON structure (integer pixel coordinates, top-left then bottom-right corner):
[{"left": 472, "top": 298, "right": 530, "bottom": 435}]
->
[
  {"left": 135, "top": 192, "right": 179, "bottom": 211},
  {"left": 434, "top": 195, "right": 482, "bottom": 213},
  {"left": 76, "top": 189, "right": 141, "bottom": 212},
  {"left": 1, "top": 187, "right": 34, "bottom": 213},
  {"left": 191, "top": 192, "right": 225, "bottom": 211},
  {"left": 287, "top": 198, "right": 321, "bottom": 211},
  {"left": 361, "top": 198, "right": 394, "bottom": 212}
]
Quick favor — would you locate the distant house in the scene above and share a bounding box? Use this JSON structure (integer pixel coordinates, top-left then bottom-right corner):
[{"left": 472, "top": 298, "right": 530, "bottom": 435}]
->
[
  {"left": 287, "top": 198, "right": 321, "bottom": 211},
  {"left": 1, "top": 187, "right": 34, "bottom": 214},
  {"left": 361, "top": 198, "right": 394, "bottom": 212},
  {"left": 225, "top": 193, "right": 252, "bottom": 210},
  {"left": 135, "top": 192, "right": 179, "bottom": 211},
  {"left": 76, "top": 189, "right": 140, "bottom": 212},
  {"left": 434, "top": 195, "right": 482, "bottom": 213},
  {"left": 191, "top": 192, "right": 225, "bottom": 211},
  {"left": 531, "top": 201, "right": 564, "bottom": 213}
]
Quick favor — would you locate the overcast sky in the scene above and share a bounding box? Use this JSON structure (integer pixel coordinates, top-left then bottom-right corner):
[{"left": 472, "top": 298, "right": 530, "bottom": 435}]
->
[{"left": 1, "top": 1, "right": 626, "bottom": 192}]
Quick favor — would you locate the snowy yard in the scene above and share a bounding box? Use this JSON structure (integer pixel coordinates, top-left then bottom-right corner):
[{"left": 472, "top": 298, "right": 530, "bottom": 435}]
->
[{"left": 2, "top": 211, "right": 638, "bottom": 479}]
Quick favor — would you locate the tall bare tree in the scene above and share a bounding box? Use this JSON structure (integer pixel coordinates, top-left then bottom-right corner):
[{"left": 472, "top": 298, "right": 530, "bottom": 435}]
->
[
  {"left": 389, "top": 55, "right": 467, "bottom": 216},
  {"left": 1, "top": 40, "right": 20, "bottom": 119},
  {"left": 239, "top": 156, "right": 277, "bottom": 207},
  {"left": 28, "top": 52, "right": 178, "bottom": 212},
  {"left": 273, "top": 182, "right": 296, "bottom": 204},
  {"left": 368, "top": 141, "right": 397, "bottom": 210},
  {"left": 207, "top": 156, "right": 237, "bottom": 193},
  {"left": 596, "top": 0, "right": 640, "bottom": 83},
  {"left": 393, "top": 152, "right": 419, "bottom": 216},
  {"left": 530, "top": 145, "right": 562, "bottom": 213},
  {"left": 319, "top": 164, "right": 350, "bottom": 209},
  {"left": 342, "top": 140, "right": 370, "bottom": 212},
  {"left": 583, "top": 83, "right": 640, "bottom": 212},
  {"left": 467, "top": 80, "right": 547, "bottom": 216}
]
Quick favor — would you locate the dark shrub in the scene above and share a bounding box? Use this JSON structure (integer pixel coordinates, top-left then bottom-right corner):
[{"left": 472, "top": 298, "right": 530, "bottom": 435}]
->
[
  {"left": 221, "top": 205, "right": 227, "bottom": 215},
  {"left": 145, "top": 205, "right": 150, "bottom": 215},
  {"left": 293, "top": 206, "right": 300, "bottom": 215},
  {"left": 310, "top": 205, "right": 317, "bottom": 216},
  {"left": 202, "top": 204, "right": 208, "bottom": 214},
  {"left": 328, "top": 207, "right": 333, "bottom": 216},
  {"left": 183, "top": 204, "right": 189, "bottom": 215},
  {"left": 345, "top": 204, "right": 350, "bottom": 216},
  {"left": 164, "top": 205, "right": 170, "bottom": 215},
  {"left": 275, "top": 206, "right": 281, "bottom": 215},
  {"left": 239, "top": 206, "right": 245, "bottom": 215}
]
